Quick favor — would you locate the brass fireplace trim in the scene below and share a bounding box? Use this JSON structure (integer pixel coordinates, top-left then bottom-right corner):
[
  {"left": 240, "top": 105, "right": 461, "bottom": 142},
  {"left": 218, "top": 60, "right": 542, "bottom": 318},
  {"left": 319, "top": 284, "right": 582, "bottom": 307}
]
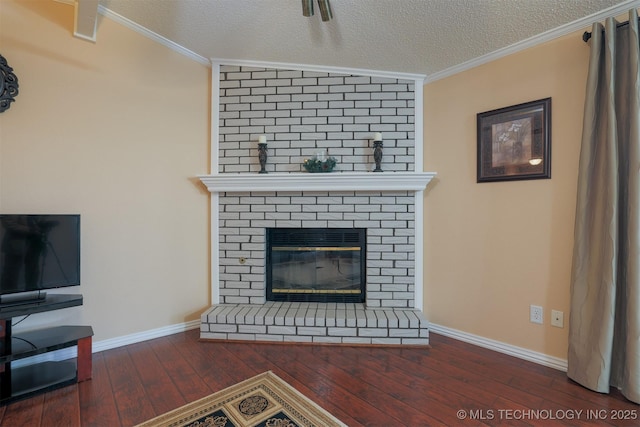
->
[
  {"left": 272, "top": 246, "right": 361, "bottom": 252},
  {"left": 271, "top": 289, "right": 361, "bottom": 294}
]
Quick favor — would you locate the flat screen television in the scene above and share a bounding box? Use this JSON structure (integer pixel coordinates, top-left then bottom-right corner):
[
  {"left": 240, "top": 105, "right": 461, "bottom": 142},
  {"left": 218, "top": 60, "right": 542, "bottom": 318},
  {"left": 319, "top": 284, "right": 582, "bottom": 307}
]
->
[{"left": 0, "top": 214, "right": 80, "bottom": 304}]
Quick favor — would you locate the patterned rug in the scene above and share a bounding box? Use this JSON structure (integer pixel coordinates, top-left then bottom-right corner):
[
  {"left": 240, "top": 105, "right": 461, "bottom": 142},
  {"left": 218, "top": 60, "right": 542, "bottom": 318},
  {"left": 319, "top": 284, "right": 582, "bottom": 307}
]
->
[{"left": 135, "top": 371, "right": 347, "bottom": 427}]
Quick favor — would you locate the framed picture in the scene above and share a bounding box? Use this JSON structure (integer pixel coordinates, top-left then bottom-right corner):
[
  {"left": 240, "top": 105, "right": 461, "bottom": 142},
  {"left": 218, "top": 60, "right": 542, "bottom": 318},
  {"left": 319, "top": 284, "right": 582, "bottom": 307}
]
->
[{"left": 477, "top": 98, "right": 551, "bottom": 182}]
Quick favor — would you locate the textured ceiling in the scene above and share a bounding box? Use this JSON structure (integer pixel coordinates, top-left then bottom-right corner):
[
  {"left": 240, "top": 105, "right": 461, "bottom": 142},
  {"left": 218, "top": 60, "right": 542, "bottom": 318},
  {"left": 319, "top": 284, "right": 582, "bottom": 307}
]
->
[{"left": 99, "top": 0, "right": 638, "bottom": 79}]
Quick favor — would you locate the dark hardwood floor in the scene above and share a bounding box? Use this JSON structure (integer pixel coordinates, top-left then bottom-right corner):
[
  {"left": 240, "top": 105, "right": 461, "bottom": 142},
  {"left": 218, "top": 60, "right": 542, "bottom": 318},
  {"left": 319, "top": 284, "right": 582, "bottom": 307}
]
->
[{"left": 0, "top": 330, "right": 637, "bottom": 426}]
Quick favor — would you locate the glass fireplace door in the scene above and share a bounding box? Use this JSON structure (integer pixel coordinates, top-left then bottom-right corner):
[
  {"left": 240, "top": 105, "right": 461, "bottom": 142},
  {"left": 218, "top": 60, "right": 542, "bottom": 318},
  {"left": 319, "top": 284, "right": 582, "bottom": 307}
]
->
[{"left": 266, "top": 228, "right": 366, "bottom": 303}]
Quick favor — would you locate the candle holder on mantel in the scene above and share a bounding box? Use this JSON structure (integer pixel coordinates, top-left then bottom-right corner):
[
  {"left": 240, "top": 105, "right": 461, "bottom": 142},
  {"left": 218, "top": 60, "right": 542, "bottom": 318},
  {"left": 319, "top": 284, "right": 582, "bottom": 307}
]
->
[
  {"left": 258, "top": 142, "right": 268, "bottom": 173},
  {"left": 372, "top": 134, "right": 383, "bottom": 172}
]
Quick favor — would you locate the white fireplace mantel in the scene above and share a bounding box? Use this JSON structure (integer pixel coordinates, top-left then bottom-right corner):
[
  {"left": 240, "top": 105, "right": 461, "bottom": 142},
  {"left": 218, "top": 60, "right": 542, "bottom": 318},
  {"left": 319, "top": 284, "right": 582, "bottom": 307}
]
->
[
  {"left": 198, "top": 172, "right": 437, "bottom": 193},
  {"left": 200, "top": 171, "right": 437, "bottom": 310}
]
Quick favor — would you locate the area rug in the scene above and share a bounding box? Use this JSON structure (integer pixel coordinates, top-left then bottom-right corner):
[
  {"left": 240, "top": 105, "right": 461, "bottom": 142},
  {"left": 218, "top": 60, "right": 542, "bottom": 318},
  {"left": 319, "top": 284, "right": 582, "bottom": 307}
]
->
[{"left": 135, "top": 371, "right": 347, "bottom": 427}]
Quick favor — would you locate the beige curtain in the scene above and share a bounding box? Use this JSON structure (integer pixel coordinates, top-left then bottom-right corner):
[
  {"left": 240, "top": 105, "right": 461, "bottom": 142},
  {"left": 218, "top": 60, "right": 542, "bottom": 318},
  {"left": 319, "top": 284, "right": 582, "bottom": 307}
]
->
[{"left": 568, "top": 9, "right": 640, "bottom": 404}]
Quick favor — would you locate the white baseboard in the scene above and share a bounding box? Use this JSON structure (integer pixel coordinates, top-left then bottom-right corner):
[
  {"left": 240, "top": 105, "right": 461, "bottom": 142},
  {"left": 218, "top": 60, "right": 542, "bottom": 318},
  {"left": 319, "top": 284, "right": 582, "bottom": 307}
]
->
[
  {"left": 92, "top": 319, "right": 201, "bottom": 353},
  {"left": 429, "top": 323, "right": 568, "bottom": 371},
  {"left": 11, "top": 320, "right": 201, "bottom": 368},
  {"left": 13, "top": 320, "right": 568, "bottom": 373}
]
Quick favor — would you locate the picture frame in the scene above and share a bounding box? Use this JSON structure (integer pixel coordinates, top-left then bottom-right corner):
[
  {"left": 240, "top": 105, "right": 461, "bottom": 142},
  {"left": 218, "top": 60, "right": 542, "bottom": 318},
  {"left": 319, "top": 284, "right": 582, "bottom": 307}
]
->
[{"left": 477, "top": 98, "right": 551, "bottom": 183}]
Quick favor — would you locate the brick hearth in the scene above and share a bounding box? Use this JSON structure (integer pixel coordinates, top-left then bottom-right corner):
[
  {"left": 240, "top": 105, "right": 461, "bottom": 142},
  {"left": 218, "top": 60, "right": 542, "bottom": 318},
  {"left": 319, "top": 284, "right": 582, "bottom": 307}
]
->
[{"left": 201, "top": 302, "right": 429, "bottom": 346}]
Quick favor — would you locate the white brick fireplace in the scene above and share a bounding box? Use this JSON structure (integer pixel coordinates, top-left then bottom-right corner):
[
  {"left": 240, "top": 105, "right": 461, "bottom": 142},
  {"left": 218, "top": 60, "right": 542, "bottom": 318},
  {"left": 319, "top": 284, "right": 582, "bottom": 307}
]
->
[{"left": 199, "top": 60, "right": 436, "bottom": 346}]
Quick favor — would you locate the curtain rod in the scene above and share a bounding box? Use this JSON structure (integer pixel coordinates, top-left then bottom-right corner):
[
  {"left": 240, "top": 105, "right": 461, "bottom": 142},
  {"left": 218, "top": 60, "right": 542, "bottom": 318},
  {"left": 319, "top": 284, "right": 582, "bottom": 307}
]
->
[{"left": 583, "top": 17, "right": 639, "bottom": 42}]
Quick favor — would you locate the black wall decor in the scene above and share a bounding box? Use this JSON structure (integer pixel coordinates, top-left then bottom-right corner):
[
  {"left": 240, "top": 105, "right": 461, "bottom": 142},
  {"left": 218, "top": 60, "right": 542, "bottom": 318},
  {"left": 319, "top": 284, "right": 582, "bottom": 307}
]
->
[{"left": 0, "top": 54, "right": 19, "bottom": 113}]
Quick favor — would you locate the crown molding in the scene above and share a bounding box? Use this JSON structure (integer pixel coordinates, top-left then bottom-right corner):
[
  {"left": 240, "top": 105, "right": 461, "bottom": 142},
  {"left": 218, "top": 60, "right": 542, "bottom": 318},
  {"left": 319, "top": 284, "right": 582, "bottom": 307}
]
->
[
  {"left": 211, "top": 58, "right": 426, "bottom": 82},
  {"left": 426, "top": 0, "right": 640, "bottom": 83},
  {"left": 98, "top": 5, "right": 210, "bottom": 66},
  {"left": 98, "top": 1, "right": 640, "bottom": 82}
]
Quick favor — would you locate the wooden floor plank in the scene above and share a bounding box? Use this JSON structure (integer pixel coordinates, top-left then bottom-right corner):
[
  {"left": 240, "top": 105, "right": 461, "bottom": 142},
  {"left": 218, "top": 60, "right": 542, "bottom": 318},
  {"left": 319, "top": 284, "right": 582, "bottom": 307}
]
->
[
  {"left": 297, "top": 347, "right": 459, "bottom": 426},
  {"left": 0, "top": 393, "right": 44, "bottom": 426},
  {"left": 169, "top": 332, "right": 257, "bottom": 392},
  {"left": 429, "top": 335, "right": 558, "bottom": 389},
  {"left": 232, "top": 340, "right": 402, "bottom": 426},
  {"left": 78, "top": 352, "right": 120, "bottom": 427},
  {"left": 127, "top": 341, "right": 187, "bottom": 416},
  {"left": 102, "top": 346, "right": 157, "bottom": 426},
  {"left": 0, "top": 330, "right": 637, "bottom": 426},
  {"left": 148, "top": 334, "right": 212, "bottom": 404},
  {"left": 387, "top": 342, "right": 546, "bottom": 410},
  {"left": 42, "top": 386, "right": 80, "bottom": 427}
]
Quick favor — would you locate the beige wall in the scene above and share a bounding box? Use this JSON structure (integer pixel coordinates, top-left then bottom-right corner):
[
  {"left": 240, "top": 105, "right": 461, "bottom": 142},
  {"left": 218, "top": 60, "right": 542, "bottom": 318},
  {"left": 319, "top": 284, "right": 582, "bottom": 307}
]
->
[
  {"left": 424, "top": 33, "right": 590, "bottom": 358},
  {"left": 1, "top": 0, "right": 592, "bottom": 360},
  {"left": 0, "top": 0, "right": 210, "bottom": 340}
]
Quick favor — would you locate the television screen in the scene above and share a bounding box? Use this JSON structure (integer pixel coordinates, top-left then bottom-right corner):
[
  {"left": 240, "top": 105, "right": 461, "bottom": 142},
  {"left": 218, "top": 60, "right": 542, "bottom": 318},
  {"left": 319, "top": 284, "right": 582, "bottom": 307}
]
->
[{"left": 0, "top": 214, "right": 80, "bottom": 296}]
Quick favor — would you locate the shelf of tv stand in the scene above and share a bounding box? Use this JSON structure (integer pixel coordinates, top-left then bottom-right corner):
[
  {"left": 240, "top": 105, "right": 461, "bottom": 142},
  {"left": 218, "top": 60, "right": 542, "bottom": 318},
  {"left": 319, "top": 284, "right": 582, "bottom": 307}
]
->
[
  {"left": 8, "top": 360, "right": 78, "bottom": 399},
  {"left": 0, "top": 325, "right": 93, "bottom": 364},
  {"left": 0, "top": 294, "right": 83, "bottom": 319},
  {"left": 0, "top": 294, "right": 92, "bottom": 405}
]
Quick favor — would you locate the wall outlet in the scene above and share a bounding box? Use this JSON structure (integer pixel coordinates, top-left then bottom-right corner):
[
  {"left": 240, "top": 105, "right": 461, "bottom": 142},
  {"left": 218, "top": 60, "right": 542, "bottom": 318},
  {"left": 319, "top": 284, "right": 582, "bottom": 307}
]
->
[
  {"left": 551, "top": 310, "right": 564, "bottom": 328},
  {"left": 530, "top": 305, "right": 543, "bottom": 324}
]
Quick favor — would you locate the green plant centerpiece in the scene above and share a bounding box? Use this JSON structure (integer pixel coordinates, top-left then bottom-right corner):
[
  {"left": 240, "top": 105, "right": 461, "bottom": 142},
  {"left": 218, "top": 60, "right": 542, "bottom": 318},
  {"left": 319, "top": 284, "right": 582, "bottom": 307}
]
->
[{"left": 303, "top": 155, "right": 337, "bottom": 173}]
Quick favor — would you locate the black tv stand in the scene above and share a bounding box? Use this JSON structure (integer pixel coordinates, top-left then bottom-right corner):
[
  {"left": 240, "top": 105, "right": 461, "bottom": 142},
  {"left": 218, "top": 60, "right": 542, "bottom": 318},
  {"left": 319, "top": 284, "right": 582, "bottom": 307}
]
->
[{"left": 0, "top": 294, "right": 93, "bottom": 405}]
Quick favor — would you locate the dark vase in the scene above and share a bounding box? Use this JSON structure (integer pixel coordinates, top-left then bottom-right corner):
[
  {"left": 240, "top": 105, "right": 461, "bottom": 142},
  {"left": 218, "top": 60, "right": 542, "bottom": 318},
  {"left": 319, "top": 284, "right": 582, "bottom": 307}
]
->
[
  {"left": 373, "top": 140, "right": 383, "bottom": 172},
  {"left": 258, "top": 143, "right": 268, "bottom": 174}
]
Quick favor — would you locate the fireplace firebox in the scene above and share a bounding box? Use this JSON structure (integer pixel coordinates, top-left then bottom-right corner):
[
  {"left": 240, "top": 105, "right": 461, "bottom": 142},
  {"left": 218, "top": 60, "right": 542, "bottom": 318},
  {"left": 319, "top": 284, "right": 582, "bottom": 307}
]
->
[{"left": 265, "top": 228, "right": 366, "bottom": 303}]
